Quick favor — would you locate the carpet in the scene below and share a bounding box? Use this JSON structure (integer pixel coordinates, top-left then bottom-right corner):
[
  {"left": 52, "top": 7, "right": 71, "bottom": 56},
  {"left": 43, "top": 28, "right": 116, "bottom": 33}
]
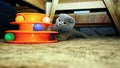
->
[{"left": 0, "top": 36, "right": 120, "bottom": 68}]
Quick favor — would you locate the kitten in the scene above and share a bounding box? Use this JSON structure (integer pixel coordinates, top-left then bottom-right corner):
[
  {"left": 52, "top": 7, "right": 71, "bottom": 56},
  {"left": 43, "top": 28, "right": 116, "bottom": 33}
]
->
[{"left": 44, "top": 14, "right": 88, "bottom": 41}]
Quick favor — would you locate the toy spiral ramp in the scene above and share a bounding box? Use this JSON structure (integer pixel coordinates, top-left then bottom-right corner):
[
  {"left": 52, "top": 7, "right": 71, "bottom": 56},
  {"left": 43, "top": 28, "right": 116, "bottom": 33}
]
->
[
  {"left": 10, "top": 22, "right": 54, "bottom": 31},
  {"left": 4, "top": 13, "right": 58, "bottom": 44}
]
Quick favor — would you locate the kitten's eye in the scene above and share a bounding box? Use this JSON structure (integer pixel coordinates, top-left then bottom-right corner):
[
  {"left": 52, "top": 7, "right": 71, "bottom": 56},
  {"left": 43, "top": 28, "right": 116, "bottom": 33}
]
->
[
  {"left": 64, "top": 22, "right": 66, "bottom": 24},
  {"left": 59, "top": 19, "right": 61, "bottom": 22}
]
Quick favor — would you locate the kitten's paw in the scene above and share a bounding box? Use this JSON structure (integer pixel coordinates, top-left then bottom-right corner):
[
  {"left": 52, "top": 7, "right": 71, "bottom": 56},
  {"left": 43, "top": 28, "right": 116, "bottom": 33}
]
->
[
  {"left": 53, "top": 35, "right": 67, "bottom": 41},
  {"left": 43, "top": 26, "right": 53, "bottom": 31}
]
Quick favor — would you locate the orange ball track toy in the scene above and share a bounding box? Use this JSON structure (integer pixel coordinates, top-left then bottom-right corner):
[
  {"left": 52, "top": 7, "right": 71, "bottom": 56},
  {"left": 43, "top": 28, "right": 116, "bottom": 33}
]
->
[{"left": 4, "top": 13, "right": 58, "bottom": 44}]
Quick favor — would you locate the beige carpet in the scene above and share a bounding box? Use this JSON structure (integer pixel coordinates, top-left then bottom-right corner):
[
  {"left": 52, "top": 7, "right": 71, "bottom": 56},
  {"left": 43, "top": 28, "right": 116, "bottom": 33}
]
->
[{"left": 0, "top": 36, "right": 120, "bottom": 68}]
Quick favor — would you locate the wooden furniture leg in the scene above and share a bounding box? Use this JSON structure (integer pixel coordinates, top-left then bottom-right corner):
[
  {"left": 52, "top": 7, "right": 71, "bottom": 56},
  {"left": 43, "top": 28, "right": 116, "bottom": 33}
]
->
[
  {"left": 45, "top": 1, "right": 52, "bottom": 16},
  {"left": 50, "top": 0, "right": 59, "bottom": 23},
  {"left": 103, "top": 0, "right": 120, "bottom": 32}
]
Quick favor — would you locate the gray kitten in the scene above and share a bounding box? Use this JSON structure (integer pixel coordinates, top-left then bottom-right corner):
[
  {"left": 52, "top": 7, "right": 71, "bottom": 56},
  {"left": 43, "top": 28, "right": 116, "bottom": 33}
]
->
[{"left": 44, "top": 14, "right": 88, "bottom": 41}]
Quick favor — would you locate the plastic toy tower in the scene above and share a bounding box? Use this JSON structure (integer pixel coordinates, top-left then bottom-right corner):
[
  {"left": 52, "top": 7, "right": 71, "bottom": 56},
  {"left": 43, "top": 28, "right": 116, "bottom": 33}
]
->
[{"left": 4, "top": 13, "right": 58, "bottom": 44}]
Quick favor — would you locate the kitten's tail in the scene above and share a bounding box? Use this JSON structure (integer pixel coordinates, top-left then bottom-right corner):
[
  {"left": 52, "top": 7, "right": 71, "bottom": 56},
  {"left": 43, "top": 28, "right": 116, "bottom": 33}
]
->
[
  {"left": 75, "top": 29, "right": 89, "bottom": 38},
  {"left": 78, "top": 32, "right": 89, "bottom": 38}
]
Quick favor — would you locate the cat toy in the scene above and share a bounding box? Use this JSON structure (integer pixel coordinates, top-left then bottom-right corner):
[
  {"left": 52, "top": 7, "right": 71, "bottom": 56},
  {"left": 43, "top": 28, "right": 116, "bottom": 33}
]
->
[{"left": 4, "top": 13, "right": 58, "bottom": 44}]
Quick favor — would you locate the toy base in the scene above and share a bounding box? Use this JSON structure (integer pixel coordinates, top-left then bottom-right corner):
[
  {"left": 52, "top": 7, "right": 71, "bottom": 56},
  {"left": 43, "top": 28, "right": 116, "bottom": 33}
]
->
[
  {"left": 5, "top": 40, "right": 58, "bottom": 44},
  {"left": 5, "top": 30, "right": 58, "bottom": 44},
  {"left": 5, "top": 30, "right": 58, "bottom": 33}
]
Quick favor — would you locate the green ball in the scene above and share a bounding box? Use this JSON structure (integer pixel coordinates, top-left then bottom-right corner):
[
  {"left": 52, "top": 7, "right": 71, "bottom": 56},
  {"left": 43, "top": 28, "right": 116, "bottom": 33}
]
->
[{"left": 4, "top": 33, "right": 15, "bottom": 41}]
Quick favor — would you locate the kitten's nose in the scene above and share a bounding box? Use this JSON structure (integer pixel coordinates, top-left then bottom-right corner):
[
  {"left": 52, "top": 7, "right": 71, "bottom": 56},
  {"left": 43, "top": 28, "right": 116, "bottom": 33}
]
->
[{"left": 59, "top": 23, "right": 61, "bottom": 25}]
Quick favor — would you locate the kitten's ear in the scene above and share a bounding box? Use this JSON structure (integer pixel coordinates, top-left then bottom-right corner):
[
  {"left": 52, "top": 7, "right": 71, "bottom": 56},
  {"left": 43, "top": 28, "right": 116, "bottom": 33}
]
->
[
  {"left": 69, "top": 17, "right": 75, "bottom": 23},
  {"left": 59, "top": 14, "right": 73, "bottom": 18},
  {"left": 59, "top": 14, "right": 75, "bottom": 22},
  {"left": 59, "top": 14, "right": 66, "bottom": 17}
]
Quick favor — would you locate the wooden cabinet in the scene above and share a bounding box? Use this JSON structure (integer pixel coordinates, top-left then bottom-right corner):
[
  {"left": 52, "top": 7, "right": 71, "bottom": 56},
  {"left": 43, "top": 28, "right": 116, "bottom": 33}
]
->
[
  {"left": 22, "top": 0, "right": 120, "bottom": 32},
  {"left": 23, "top": 0, "right": 45, "bottom": 10},
  {"left": 59, "top": 0, "right": 102, "bottom": 3}
]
